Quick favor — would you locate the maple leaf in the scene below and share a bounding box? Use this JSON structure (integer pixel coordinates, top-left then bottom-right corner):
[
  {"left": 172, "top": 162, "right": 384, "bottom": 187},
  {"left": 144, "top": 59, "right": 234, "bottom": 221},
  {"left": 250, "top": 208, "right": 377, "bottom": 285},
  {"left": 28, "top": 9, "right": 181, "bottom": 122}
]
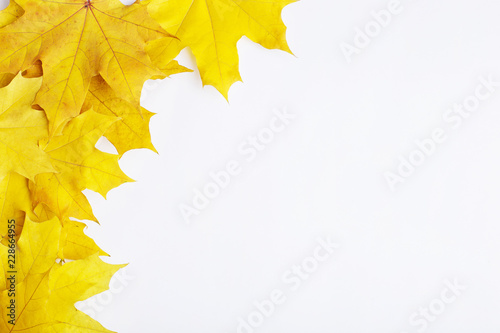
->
[
  {"left": 0, "top": 0, "right": 174, "bottom": 136},
  {"left": 0, "top": 173, "right": 30, "bottom": 244},
  {"left": 0, "top": 0, "right": 22, "bottom": 29},
  {"left": 0, "top": 73, "right": 14, "bottom": 88},
  {"left": 0, "top": 216, "right": 124, "bottom": 331},
  {"left": 0, "top": 74, "right": 55, "bottom": 183},
  {"left": 0, "top": 0, "right": 298, "bottom": 330},
  {"left": 151, "top": 58, "right": 193, "bottom": 79},
  {"left": 0, "top": 60, "right": 42, "bottom": 89},
  {"left": 84, "top": 75, "right": 158, "bottom": 155},
  {"left": 0, "top": 172, "right": 105, "bottom": 261},
  {"left": 31, "top": 110, "right": 133, "bottom": 222},
  {"left": 147, "top": 0, "right": 295, "bottom": 97},
  {"left": 81, "top": 62, "right": 190, "bottom": 156},
  {"left": 59, "top": 219, "right": 108, "bottom": 260}
]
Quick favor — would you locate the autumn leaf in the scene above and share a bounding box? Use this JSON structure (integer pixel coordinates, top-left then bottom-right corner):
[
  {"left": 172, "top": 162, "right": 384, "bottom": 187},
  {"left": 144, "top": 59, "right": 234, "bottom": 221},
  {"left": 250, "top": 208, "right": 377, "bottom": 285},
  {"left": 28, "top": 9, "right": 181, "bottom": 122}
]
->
[
  {"left": 0, "top": 172, "right": 30, "bottom": 244},
  {"left": 0, "top": 0, "right": 297, "bottom": 330},
  {"left": 31, "top": 110, "right": 132, "bottom": 222},
  {"left": 151, "top": 58, "right": 193, "bottom": 79},
  {"left": 84, "top": 75, "right": 158, "bottom": 155},
  {"left": 0, "top": 73, "right": 14, "bottom": 88},
  {"left": 0, "top": 2, "right": 31, "bottom": 88},
  {"left": 0, "top": 0, "right": 22, "bottom": 29},
  {"left": 0, "top": 74, "right": 55, "bottom": 183},
  {"left": 0, "top": 216, "right": 124, "bottom": 331},
  {"left": 59, "top": 219, "right": 108, "bottom": 260},
  {"left": 0, "top": 60, "right": 42, "bottom": 89},
  {"left": 21, "top": 59, "right": 43, "bottom": 79},
  {"left": 147, "top": 0, "right": 295, "bottom": 97},
  {"left": 0, "top": 0, "right": 174, "bottom": 136}
]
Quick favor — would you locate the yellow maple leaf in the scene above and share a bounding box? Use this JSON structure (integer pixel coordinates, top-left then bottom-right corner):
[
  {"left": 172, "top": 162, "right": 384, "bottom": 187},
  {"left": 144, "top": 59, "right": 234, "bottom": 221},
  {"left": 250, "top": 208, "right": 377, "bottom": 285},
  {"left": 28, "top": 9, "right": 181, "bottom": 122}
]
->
[
  {"left": 0, "top": 216, "right": 61, "bottom": 296},
  {"left": 25, "top": 200, "right": 107, "bottom": 260},
  {"left": 0, "top": 173, "right": 31, "bottom": 245},
  {"left": 0, "top": 0, "right": 173, "bottom": 136},
  {"left": 26, "top": 202, "right": 107, "bottom": 260},
  {"left": 84, "top": 59, "right": 191, "bottom": 154},
  {"left": 32, "top": 171, "right": 99, "bottom": 222},
  {"left": 0, "top": 73, "right": 14, "bottom": 89},
  {"left": 0, "top": 60, "right": 42, "bottom": 89},
  {"left": 0, "top": 216, "right": 123, "bottom": 331},
  {"left": 148, "top": 0, "right": 295, "bottom": 97},
  {"left": 0, "top": 74, "right": 55, "bottom": 183},
  {"left": 0, "top": 0, "right": 23, "bottom": 88},
  {"left": 0, "top": 0, "right": 298, "bottom": 331},
  {"left": 59, "top": 219, "right": 108, "bottom": 260},
  {"left": 0, "top": 0, "right": 24, "bottom": 88},
  {"left": 151, "top": 58, "right": 193, "bottom": 79},
  {"left": 84, "top": 75, "right": 158, "bottom": 155},
  {"left": 0, "top": 0, "right": 22, "bottom": 29},
  {"left": 32, "top": 110, "right": 132, "bottom": 222}
]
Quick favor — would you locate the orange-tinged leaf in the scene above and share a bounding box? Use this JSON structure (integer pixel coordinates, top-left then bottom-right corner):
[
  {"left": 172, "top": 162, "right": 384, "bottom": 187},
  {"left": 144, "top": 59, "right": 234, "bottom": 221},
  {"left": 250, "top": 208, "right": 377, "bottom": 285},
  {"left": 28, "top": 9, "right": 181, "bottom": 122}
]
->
[
  {"left": 31, "top": 172, "right": 98, "bottom": 223},
  {"left": 21, "top": 59, "right": 43, "bottom": 79},
  {"left": 0, "top": 0, "right": 297, "bottom": 330},
  {"left": 0, "top": 60, "right": 43, "bottom": 89},
  {"left": 0, "top": 73, "right": 14, "bottom": 88},
  {"left": 0, "top": 1, "right": 26, "bottom": 88},
  {"left": 0, "top": 0, "right": 173, "bottom": 135}
]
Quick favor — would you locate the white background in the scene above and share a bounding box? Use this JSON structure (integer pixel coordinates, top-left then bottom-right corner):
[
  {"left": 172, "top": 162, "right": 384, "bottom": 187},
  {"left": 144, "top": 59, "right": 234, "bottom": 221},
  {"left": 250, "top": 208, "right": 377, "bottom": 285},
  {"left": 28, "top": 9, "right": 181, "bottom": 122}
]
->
[{"left": 3, "top": 0, "right": 500, "bottom": 332}]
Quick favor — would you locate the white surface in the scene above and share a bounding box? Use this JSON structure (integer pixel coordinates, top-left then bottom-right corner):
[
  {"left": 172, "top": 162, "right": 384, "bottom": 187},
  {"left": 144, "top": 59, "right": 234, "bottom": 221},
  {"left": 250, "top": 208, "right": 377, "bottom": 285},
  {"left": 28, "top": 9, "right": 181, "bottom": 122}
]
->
[{"left": 3, "top": 0, "right": 500, "bottom": 332}]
